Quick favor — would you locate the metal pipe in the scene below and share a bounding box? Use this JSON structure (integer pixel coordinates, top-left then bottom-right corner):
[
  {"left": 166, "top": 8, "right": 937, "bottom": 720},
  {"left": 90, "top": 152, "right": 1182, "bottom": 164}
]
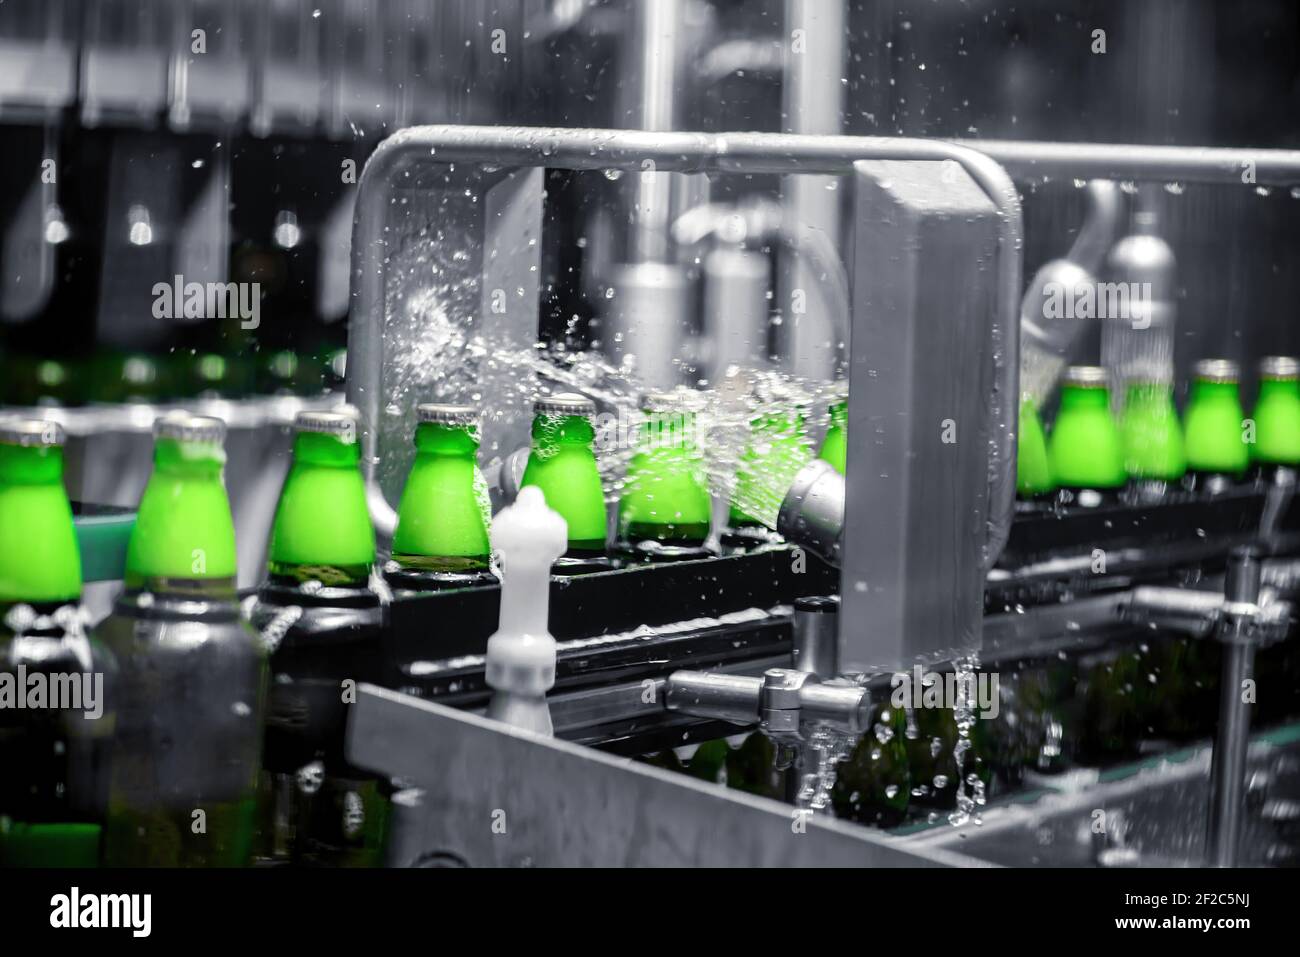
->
[
  {"left": 621, "top": 0, "right": 683, "bottom": 263},
  {"left": 792, "top": 595, "right": 839, "bottom": 677},
  {"left": 780, "top": 0, "right": 846, "bottom": 380},
  {"left": 952, "top": 139, "right": 1300, "bottom": 187},
  {"left": 664, "top": 667, "right": 869, "bottom": 737},
  {"left": 664, "top": 670, "right": 762, "bottom": 725},
  {"left": 1207, "top": 547, "right": 1263, "bottom": 867},
  {"left": 347, "top": 125, "right": 1027, "bottom": 565},
  {"left": 1207, "top": 642, "right": 1253, "bottom": 866}
]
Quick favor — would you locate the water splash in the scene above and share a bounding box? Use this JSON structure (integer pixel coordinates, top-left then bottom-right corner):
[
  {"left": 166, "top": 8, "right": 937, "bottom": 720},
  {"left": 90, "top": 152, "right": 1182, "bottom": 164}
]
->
[{"left": 948, "top": 655, "right": 987, "bottom": 827}]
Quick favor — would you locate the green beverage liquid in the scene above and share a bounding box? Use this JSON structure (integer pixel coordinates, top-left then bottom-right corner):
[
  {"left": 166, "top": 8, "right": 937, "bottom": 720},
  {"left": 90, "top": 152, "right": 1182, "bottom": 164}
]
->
[
  {"left": 1016, "top": 394, "right": 1054, "bottom": 497},
  {"left": 1254, "top": 374, "right": 1300, "bottom": 467},
  {"left": 102, "top": 419, "right": 266, "bottom": 867},
  {"left": 1047, "top": 380, "right": 1126, "bottom": 490},
  {"left": 268, "top": 429, "right": 375, "bottom": 586},
  {"left": 0, "top": 427, "right": 111, "bottom": 868},
  {"left": 730, "top": 409, "right": 811, "bottom": 527},
  {"left": 618, "top": 407, "right": 711, "bottom": 545},
  {"left": 1120, "top": 382, "right": 1186, "bottom": 481},
  {"left": 393, "top": 422, "right": 491, "bottom": 571},
  {"left": 521, "top": 412, "right": 607, "bottom": 554},
  {"left": 124, "top": 437, "right": 238, "bottom": 587},
  {"left": 1184, "top": 376, "right": 1249, "bottom": 477},
  {"left": 818, "top": 399, "right": 848, "bottom": 475},
  {"left": 0, "top": 441, "right": 81, "bottom": 603}
]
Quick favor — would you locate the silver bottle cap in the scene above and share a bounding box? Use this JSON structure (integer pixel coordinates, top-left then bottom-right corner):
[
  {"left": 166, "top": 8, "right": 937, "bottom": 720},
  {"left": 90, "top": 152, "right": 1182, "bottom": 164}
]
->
[
  {"left": 417, "top": 402, "right": 479, "bottom": 426},
  {"left": 154, "top": 411, "right": 226, "bottom": 444},
  {"left": 295, "top": 409, "right": 359, "bottom": 441},
  {"left": 1063, "top": 365, "right": 1110, "bottom": 388},
  {"left": 533, "top": 392, "right": 595, "bottom": 417},
  {"left": 0, "top": 418, "right": 65, "bottom": 448},
  {"left": 1259, "top": 356, "right": 1299, "bottom": 381},
  {"left": 1193, "top": 358, "right": 1240, "bottom": 384}
]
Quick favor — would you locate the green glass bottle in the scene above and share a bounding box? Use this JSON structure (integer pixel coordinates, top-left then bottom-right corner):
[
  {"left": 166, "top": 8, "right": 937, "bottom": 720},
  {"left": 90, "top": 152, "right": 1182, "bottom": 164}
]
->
[
  {"left": 3, "top": 355, "right": 82, "bottom": 407},
  {"left": 618, "top": 391, "right": 711, "bottom": 551},
  {"left": 92, "top": 351, "right": 169, "bottom": 404},
  {"left": 1016, "top": 393, "right": 1054, "bottom": 498},
  {"left": 0, "top": 420, "right": 115, "bottom": 867},
  {"left": 1253, "top": 356, "right": 1300, "bottom": 470},
  {"left": 725, "top": 732, "right": 785, "bottom": 800},
  {"left": 817, "top": 382, "right": 848, "bottom": 475},
  {"left": 520, "top": 393, "right": 608, "bottom": 557},
  {"left": 1120, "top": 380, "right": 1186, "bottom": 482},
  {"left": 391, "top": 403, "right": 492, "bottom": 579},
  {"left": 269, "top": 410, "right": 375, "bottom": 587},
  {"left": 685, "top": 739, "right": 730, "bottom": 784},
  {"left": 99, "top": 413, "right": 267, "bottom": 867},
  {"left": 832, "top": 703, "right": 911, "bottom": 827},
  {"left": 1183, "top": 358, "right": 1249, "bottom": 482},
  {"left": 1047, "top": 366, "right": 1126, "bottom": 500},
  {"left": 1079, "top": 644, "right": 1151, "bottom": 763},
  {"left": 255, "top": 409, "right": 388, "bottom": 867},
  {"left": 730, "top": 403, "right": 812, "bottom": 530}
]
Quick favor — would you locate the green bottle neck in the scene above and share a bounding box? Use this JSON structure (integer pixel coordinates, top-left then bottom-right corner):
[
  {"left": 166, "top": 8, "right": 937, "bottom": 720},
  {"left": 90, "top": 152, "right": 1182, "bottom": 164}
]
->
[
  {"left": 1124, "top": 382, "right": 1175, "bottom": 407},
  {"left": 0, "top": 441, "right": 64, "bottom": 485},
  {"left": 415, "top": 421, "right": 480, "bottom": 457},
  {"left": 0, "top": 444, "right": 82, "bottom": 604},
  {"left": 268, "top": 431, "right": 375, "bottom": 588},
  {"left": 1058, "top": 384, "right": 1111, "bottom": 412},
  {"left": 532, "top": 413, "right": 596, "bottom": 454},
  {"left": 828, "top": 400, "right": 847, "bottom": 430},
  {"left": 1258, "top": 377, "right": 1300, "bottom": 403},
  {"left": 638, "top": 410, "right": 698, "bottom": 454},
  {"left": 1016, "top": 395, "right": 1054, "bottom": 496},
  {"left": 1189, "top": 379, "right": 1241, "bottom": 406},
  {"left": 125, "top": 437, "right": 238, "bottom": 592}
]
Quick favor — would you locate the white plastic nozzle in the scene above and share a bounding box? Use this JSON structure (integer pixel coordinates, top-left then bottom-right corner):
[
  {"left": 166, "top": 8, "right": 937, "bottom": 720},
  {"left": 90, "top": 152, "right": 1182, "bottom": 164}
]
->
[{"left": 484, "top": 485, "right": 568, "bottom": 735}]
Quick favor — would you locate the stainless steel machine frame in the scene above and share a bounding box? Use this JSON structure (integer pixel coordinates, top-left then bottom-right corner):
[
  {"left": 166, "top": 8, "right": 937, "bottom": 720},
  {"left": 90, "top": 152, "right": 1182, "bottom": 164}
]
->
[
  {"left": 348, "top": 682, "right": 983, "bottom": 867},
  {"left": 345, "top": 129, "right": 1300, "bottom": 866},
  {"left": 347, "top": 124, "right": 1028, "bottom": 672}
]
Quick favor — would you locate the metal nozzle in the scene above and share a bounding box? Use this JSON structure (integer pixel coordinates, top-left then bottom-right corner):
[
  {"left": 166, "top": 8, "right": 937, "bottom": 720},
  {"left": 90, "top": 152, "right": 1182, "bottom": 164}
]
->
[
  {"left": 664, "top": 667, "right": 869, "bottom": 738},
  {"left": 777, "top": 459, "right": 844, "bottom": 566},
  {"left": 792, "top": 595, "right": 840, "bottom": 678},
  {"left": 0, "top": 418, "right": 65, "bottom": 448},
  {"left": 491, "top": 446, "right": 532, "bottom": 504},
  {"left": 154, "top": 411, "right": 226, "bottom": 444}
]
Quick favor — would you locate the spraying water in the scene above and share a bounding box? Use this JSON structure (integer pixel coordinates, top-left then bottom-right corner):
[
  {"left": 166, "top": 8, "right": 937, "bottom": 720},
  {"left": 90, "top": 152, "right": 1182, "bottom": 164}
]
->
[{"left": 420, "top": 331, "right": 838, "bottom": 524}]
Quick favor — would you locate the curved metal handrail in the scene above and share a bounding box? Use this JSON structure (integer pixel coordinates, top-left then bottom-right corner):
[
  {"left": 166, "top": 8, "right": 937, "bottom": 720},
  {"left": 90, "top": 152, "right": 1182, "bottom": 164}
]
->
[{"left": 348, "top": 125, "right": 1024, "bottom": 568}]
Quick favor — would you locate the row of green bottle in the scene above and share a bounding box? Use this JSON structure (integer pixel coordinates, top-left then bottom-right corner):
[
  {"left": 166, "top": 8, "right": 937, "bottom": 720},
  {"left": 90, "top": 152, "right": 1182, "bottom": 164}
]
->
[
  {"left": 640, "top": 701, "right": 1000, "bottom": 832},
  {"left": 513, "top": 385, "right": 844, "bottom": 562},
  {"left": 0, "top": 421, "right": 115, "bottom": 866},
  {"left": 1017, "top": 356, "right": 1300, "bottom": 500},
  {"left": 1, "top": 378, "right": 847, "bottom": 865},
  {"left": 0, "top": 413, "right": 264, "bottom": 867},
  {"left": 0, "top": 342, "right": 347, "bottom": 407}
]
